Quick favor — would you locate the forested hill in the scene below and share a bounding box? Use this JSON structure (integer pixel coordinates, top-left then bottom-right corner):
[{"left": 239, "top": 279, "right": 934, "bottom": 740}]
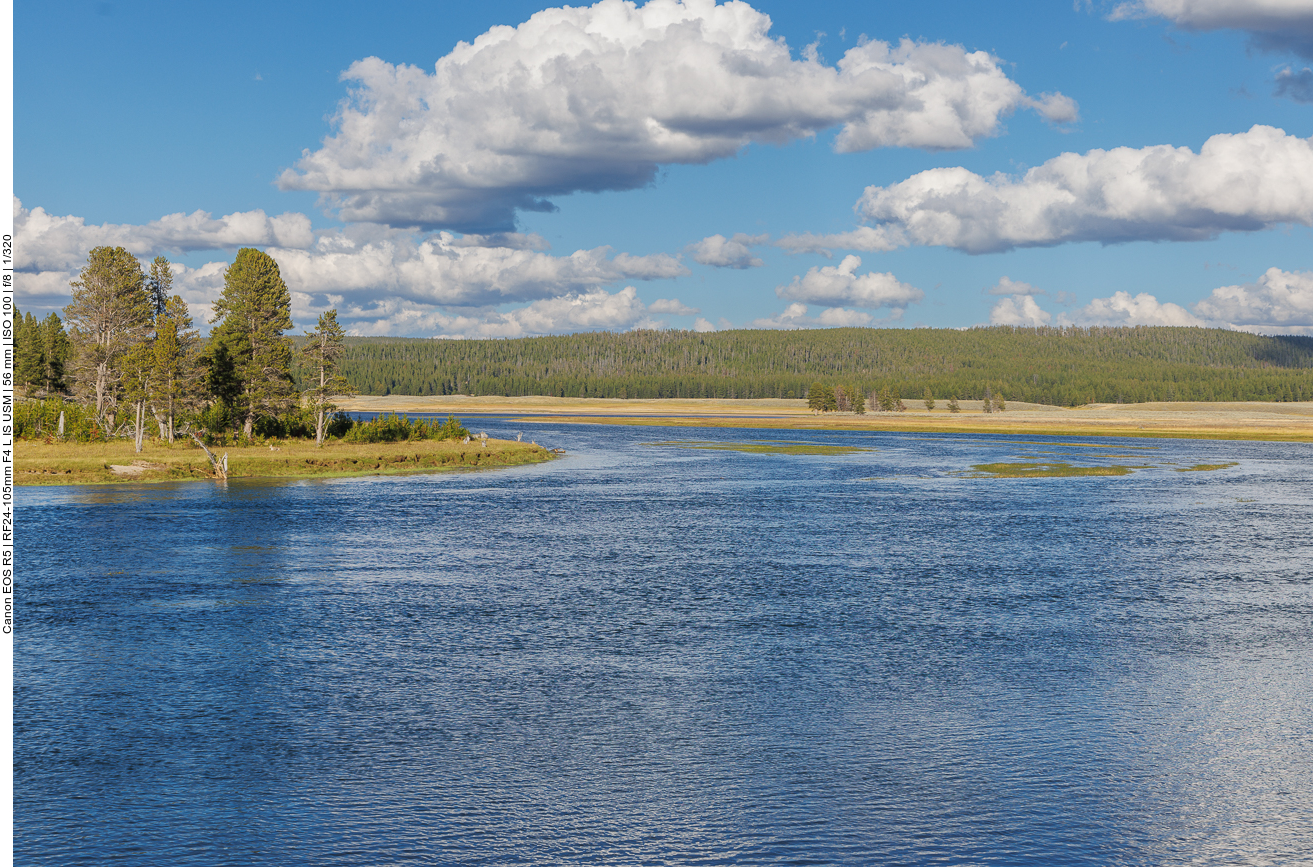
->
[{"left": 333, "top": 327, "right": 1313, "bottom": 406}]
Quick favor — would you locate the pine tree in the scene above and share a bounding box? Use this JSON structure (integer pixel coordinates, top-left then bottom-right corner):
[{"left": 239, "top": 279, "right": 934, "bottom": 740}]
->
[
  {"left": 146, "top": 256, "right": 174, "bottom": 319},
  {"left": 947, "top": 396, "right": 960, "bottom": 413},
  {"left": 982, "top": 384, "right": 993, "bottom": 413},
  {"left": 151, "top": 295, "right": 200, "bottom": 442},
  {"left": 301, "top": 309, "right": 355, "bottom": 446},
  {"left": 923, "top": 387, "right": 936, "bottom": 412},
  {"left": 39, "top": 313, "right": 71, "bottom": 394},
  {"left": 209, "top": 249, "right": 294, "bottom": 439},
  {"left": 63, "top": 246, "right": 151, "bottom": 422},
  {"left": 15, "top": 310, "right": 44, "bottom": 392},
  {"left": 807, "top": 381, "right": 827, "bottom": 412},
  {"left": 993, "top": 390, "right": 1006, "bottom": 412},
  {"left": 850, "top": 387, "right": 866, "bottom": 415}
]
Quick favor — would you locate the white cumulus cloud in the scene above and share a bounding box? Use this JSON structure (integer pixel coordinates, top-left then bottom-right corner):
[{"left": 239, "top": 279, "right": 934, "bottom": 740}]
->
[
  {"left": 277, "top": 0, "right": 1074, "bottom": 230},
  {"left": 775, "top": 255, "right": 923, "bottom": 309},
  {"left": 14, "top": 196, "right": 314, "bottom": 272},
  {"left": 686, "top": 233, "right": 769, "bottom": 268},
  {"left": 341, "top": 287, "right": 662, "bottom": 338},
  {"left": 14, "top": 201, "right": 690, "bottom": 337},
  {"left": 749, "top": 302, "right": 870, "bottom": 329},
  {"left": 854, "top": 125, "right": 1313, "bottom": 253},
  {"left": 990, "top": 294, "right": 1053, "bottom": 326},
  {"left": 1063, "top": 291, "right": 1205, "bottom": 326},
  {"left": 1193, "top": 267, "right": 1313, "bottom": 327},
  {"left": 1109, "top": 0, "right": 1313, "bottom": 57}
]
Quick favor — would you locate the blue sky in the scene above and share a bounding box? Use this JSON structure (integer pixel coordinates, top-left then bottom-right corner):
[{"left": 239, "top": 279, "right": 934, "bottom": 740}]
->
[{"left": 13, "top": 0, "right": 1313, "bottom": 337}]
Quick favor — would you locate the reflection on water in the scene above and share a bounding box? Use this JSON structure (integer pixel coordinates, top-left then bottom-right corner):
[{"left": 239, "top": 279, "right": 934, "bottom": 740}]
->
[{"left": 17, "top": 425, "right": 1313, "bottom": 866}]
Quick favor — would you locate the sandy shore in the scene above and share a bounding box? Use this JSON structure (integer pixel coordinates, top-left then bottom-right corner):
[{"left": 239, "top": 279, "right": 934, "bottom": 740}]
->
[{"left": 336, "top": 396, "right": 1313, "bottom": 442}]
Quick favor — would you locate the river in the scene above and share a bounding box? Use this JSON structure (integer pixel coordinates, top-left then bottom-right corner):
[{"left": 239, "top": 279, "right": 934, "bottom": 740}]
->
[{"left": 16, "top": 422, "right": 1313, "bottom": 866}]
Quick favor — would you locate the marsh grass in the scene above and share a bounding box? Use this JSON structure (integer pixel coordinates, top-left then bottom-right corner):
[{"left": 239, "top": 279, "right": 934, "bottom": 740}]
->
[
  {"left": 16, "top": 438, "right": 553, "bottom": 486},
  {"left": 646, "top": 440, "right": 875, "bottom": 456},
  {"left": 966, "top": 461, "right": 1134, "bottom": 479},
  {"left": 1175, "top": 462, "right": 1240, "bottom": 472}
]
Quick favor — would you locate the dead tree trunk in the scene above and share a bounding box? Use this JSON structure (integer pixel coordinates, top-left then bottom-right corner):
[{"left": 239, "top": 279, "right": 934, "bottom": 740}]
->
[{"left": 189, "top": 432, "right": 229, "bottom": 480}]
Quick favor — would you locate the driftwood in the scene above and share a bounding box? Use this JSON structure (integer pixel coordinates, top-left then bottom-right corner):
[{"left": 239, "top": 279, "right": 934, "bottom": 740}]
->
[{"left": 189, "top": 432, "right": 229, "bottom": 480}]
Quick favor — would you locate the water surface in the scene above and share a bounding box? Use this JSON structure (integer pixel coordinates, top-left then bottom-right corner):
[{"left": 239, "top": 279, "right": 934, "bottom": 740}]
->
[{"left": 18, "top": 424, "right": 1313, "bottom": 866}]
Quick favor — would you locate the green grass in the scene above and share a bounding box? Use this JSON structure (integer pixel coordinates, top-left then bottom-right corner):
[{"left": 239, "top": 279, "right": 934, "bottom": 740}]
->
[
  {"left": 1175, "top": 462, "right": 1239, "bottom": 472},
  {"left": 16, "top": 437, "right": 555, "bottom": 485},
  {"left": 966, "top": 461, "right": 1134, "bottom": 478},
  {"left": 645, "top": 439, "right": 874, "bottom": 456}
]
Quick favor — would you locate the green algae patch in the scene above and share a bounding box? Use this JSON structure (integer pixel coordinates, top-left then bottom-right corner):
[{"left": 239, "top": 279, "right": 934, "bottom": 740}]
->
[
  {"left": 646, "top": 439, "right": 874, "bottom": 456},
  {"left": 966, "top": 461, "right": 1134, "bottom": 479},
  {"left": 1175, "top": 461, "right": 1239, "bottom": 472}
]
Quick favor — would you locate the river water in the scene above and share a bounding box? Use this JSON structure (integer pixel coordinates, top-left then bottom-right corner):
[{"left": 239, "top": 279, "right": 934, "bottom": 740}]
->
[{"left": 17, "top": 422, "right": 1313, "bottom": 866}]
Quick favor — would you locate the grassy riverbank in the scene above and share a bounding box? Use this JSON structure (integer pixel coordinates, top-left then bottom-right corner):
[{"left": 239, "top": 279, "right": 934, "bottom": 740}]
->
[
  {"left": 16, "top": 437, "right": 555, "bottom": 486},
  {"left": 338, "top": 396, "right": 1313, "bottom": 443}
]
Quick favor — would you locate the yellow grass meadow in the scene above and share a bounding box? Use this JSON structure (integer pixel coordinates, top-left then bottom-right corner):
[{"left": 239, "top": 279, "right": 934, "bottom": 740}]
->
[{"left": 337, "top": 396, "right": 1313, "bottom": 443}]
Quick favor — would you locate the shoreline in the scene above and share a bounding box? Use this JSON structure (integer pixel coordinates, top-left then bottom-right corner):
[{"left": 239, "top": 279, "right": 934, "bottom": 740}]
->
[
  {"left": 16, "top": 438, "right": 555, "bottom": 487},
  {"left": 337, "top": 396, "right": 1313, "bottom": 443}
]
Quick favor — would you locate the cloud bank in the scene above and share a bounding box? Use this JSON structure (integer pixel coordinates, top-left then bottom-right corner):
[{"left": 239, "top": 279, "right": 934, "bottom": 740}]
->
[
  {"left": 14, "top": 197, "right": 314, "bottom": 271},
  {"left": 851, "top": 125, "right": 1313, "bottom": 253},
  {"left": 278, "top": 0, "right": 1074, "bottom": 230},
  {"left": 14, "top": 199, "right": 695, "bottom": 337},
  {"left": 1110, "top": 0, "right": 1313, "bottom": 57},
  {"left": 987, "top": 267, "right": 1313, "bottom": 333}
]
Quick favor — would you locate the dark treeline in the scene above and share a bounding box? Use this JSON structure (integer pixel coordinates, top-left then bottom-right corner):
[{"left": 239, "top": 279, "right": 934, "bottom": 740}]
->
[{"left": 336, "top": 327, "right": 1313, "bottom": 406}]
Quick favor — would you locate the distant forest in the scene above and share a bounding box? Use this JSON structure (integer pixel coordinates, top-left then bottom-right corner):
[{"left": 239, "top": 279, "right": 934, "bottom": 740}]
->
[{"left": 335, "top": 326, "right": 1313, "bottom": 406}]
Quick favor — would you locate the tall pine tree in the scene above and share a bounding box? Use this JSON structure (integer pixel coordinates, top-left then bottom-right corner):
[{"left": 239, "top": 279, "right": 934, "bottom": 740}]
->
[
  {"left": 209, "top": 249, "right": 294, "bottom": 439},
  {"left": 63, "top": 246, "right": 151, "bottom": 422}
]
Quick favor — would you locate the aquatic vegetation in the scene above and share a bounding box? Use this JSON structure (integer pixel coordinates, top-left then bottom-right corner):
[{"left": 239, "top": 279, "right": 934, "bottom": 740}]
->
[
  {"left": 966, "top": 461, "right": 1134, "bottom": 478},
  {"left": 1175, "top": 462, "right": 1239, "bottom": 472},
  {"left": 646, "top": 440, "right": 874, "bottom": 456}
]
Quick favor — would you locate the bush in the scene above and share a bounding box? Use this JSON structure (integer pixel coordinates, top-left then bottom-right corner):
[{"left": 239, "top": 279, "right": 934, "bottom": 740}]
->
[
  {"left": 15, "top": 397, "right": 98, "bottom": 441},
  {"left": 341, "top": 413, "right": 470, "bottom": 444}
]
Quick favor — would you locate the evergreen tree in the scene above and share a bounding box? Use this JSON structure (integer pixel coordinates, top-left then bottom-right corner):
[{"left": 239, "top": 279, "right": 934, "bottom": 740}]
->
[
  {"left": 209, "top": 249, "right": 294, "bottom": 439},
  {"left": 63, "top": 246, "right": 151, "bottom": 422},
  {"left": 850, "top": 387, "right": 866, "bottom": 414},
  {"left": 923, "top": 387, "right": 936, "bottom": 412},
  {"left": 947, "top": 396, "right": 960, "bottom": 413},
  {"left": 39, "top": 313, "right": 71, "bottom": 394},
  {"left": 301, "top": 309, "right": 355, "bottom": 446},
  {"left": 15, "top": 310, "right": 44, "bottom": 392},
  {"left": 982, "top": 384, "right": 993, "bottom": 413},
  {"left": 151, "top": 295, "right": 200, "bottom": 442},
  {"left": 993, "top": 390, "right": 1006, "bottom": 412},
  {"left": 807, "top": 381, "right": 827, "bottom": 412},
  {"left": 203, "top": 340, "right": 243, "bottom": 435},
  {"left": 146, "top": 256, "right": 174, "bottom": 318}
]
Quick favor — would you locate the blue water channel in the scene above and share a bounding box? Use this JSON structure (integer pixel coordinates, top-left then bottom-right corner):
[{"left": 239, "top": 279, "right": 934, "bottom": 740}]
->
[{"left": 17, "top": 422, "right": 1313, "bottom": 866}]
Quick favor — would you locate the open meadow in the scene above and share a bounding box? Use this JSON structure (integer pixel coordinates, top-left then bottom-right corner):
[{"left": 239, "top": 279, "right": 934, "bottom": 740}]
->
[{"left": 337, "top": 396, "right": 1313, "bottom": 442}]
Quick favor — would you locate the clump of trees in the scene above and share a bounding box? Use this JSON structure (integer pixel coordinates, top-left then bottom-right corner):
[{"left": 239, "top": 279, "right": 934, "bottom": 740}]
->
[
  {"left": 16, "top": 246, "right": 358, "bottom": 450},
  {"left": 807, "top": 383, "right": 866, "bottom": 413}
]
